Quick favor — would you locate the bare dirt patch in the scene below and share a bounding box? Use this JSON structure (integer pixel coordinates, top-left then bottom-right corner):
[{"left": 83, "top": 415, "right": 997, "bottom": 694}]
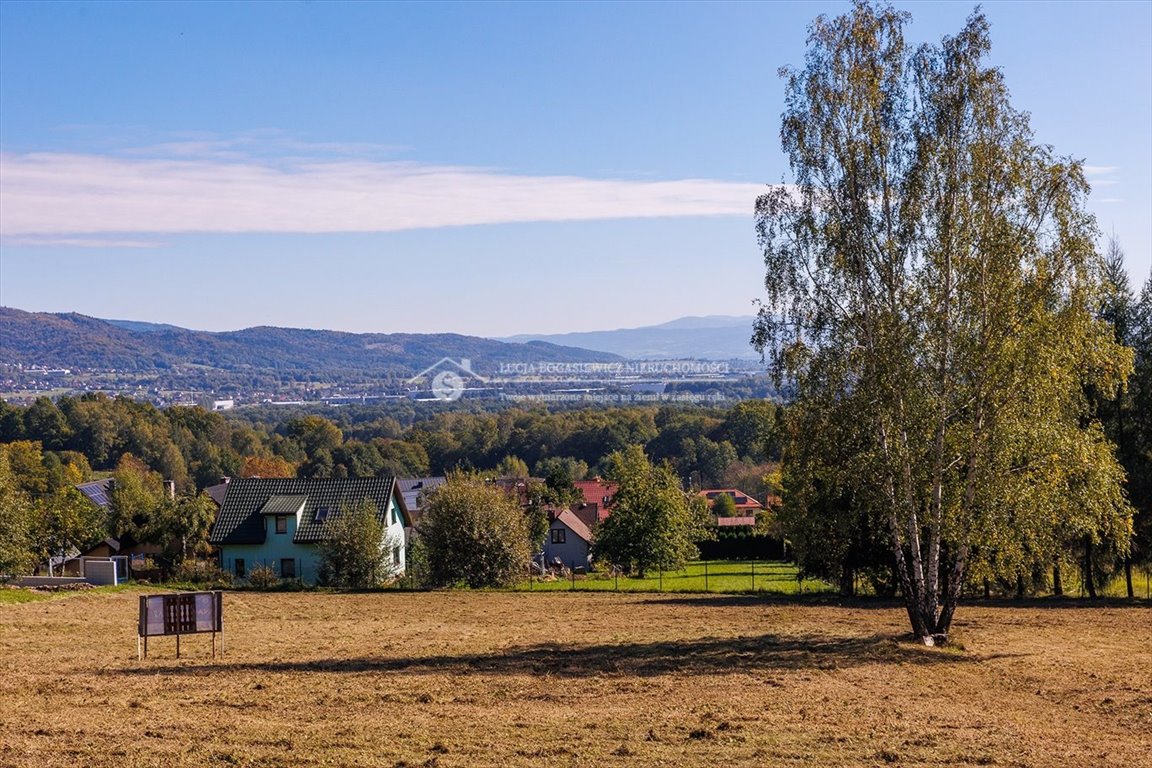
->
[{"left": 1, "top": 590, "right": 1148, "bottom": 767}]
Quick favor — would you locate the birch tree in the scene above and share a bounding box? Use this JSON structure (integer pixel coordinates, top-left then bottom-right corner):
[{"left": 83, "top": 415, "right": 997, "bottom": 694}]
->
[{"left": 755, "top": 2, "right": 1133, "bottom": 643}]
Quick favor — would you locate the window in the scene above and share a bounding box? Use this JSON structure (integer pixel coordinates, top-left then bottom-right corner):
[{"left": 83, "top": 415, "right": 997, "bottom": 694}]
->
[
  {"left": 275, "top": 515, "right": 288, "bottom": 534},
  {"left": 551, "top": 528, "right": 566, "bottom": 544},
  {"left": 391, "top": 507, "right": 398, "bottom": 525},
  {"left": 235, "top": 558, "right": 246, "bottom": 578},
  {"left": 393, "top": 546, "right": 402, "bottom": 566},
  {"left": 280, "top": 558, "right": 296, "bottom": 578}
]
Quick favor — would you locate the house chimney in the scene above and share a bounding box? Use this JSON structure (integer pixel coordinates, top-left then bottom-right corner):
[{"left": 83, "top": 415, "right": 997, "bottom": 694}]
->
[
  {"left": 220, "top": 476, "right": 231, "bottom": 485},
  {"left": 164, "top": 480, "right": 176, "bottom": 500}
]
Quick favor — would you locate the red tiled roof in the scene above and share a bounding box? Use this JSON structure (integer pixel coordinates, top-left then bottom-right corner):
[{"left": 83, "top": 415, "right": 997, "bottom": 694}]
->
[
  {"left": 573, "top": 479, "right": 618, "bottom": 508},
  {"left": 570, "top": 503, "right": 600, "bottom": 531}
]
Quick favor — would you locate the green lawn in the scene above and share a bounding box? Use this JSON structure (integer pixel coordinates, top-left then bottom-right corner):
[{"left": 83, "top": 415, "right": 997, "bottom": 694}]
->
[
  {"left": 0, "top": 584, "right": 144, "bottom": 606},
  {"left": 0, "top": 588, "right": 52, "bottom": 605},
  {"left": 516, "top": 559, "right": 836, "bottom": 594}
]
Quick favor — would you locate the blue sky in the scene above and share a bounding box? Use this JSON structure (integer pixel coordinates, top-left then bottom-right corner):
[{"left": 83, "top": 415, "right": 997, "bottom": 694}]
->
[{"left": 1, "top": 1, "right": 1148, "bottom": 336}]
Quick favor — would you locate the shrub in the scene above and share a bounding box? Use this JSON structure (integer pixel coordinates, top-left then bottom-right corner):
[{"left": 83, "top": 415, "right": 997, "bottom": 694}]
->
[
  {"left": 395, "top": 537, "right": 430, "bottom": 590},
  {"left": 421, "top": 473, "right": 530, "bottom": 588},
  {"left": 247, "top": 564, "right": 279, "bottom": 589},
  {"left": 318, "top": 499, "right": 399, "bottom": 589},
  {"left": 173, "top": 558, "right": 232, "bottom": 585}
]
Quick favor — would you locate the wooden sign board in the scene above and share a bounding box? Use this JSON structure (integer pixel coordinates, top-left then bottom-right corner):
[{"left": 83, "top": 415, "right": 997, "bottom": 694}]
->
[{"left": 138, "top": 591, "right": 223, "bottom": 659}]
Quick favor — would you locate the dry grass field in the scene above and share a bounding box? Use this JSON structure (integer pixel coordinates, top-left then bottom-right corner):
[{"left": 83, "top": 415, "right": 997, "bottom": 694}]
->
[{"left": 1, "top": 589, "right": 1149, "bottom": 768}]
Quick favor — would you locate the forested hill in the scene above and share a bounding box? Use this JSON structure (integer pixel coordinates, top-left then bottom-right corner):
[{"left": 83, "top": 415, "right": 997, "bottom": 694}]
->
[{"left": 0, "top": 307, "right": 622, "bottom": 375}]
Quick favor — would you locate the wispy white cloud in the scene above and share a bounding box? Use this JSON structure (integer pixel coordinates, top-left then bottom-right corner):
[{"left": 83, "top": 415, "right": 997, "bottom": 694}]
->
[
  {"left": 118, "top": 131, "right": 409, "bottom": 162},
  {"left": 1, "top": 235, "right": 163, "bottom": 248},
  {"left": 1083, "top": 164, "right": 1120, "bottom": 190},
  {"left": 0, "top": 149, "right": 766, "bottom": 243}
]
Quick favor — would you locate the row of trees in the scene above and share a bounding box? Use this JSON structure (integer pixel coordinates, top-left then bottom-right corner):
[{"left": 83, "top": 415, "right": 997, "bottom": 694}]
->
[{"left": 0, "top": 396, "right": 783, "bottom": 494}]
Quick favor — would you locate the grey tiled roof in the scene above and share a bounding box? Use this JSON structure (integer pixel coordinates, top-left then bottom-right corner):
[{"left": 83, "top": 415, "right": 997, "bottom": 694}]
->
[
  {"left": 204, "top": 482, "right": 230, "bottom": 507},
  {"left": 209, "top": 477, "right": 405, "bottom": 546},
  {"left": 259, "top": 495, "right": 308, "bottom": 515}
]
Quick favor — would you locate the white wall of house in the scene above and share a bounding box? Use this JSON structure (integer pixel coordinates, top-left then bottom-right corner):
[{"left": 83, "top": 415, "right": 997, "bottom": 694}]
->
[{"left": 542, "top": 519, "right": 590, "bottom": 569}]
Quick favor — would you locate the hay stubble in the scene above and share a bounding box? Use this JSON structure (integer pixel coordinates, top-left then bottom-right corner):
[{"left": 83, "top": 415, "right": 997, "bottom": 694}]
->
[{"left": 0, "top": 591, "right": 1148, "bottom": 767}]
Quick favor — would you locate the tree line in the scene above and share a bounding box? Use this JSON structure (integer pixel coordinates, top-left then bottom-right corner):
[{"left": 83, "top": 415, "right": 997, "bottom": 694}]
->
[
  {"left": 0, "top": 396, "right": 783, "bottom": 491},
  {"left": 0, "top": 396, "right": 782, "bottom": 578}
]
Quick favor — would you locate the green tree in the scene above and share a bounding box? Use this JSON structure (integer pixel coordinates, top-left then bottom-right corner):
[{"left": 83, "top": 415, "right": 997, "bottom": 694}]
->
[
  {"left": 593, "top": 446, "right": 710, "bottom": 577},
  {"left": 1126, "top": 272, "right": 1152, "bottom": 585},
  {"left": 4, "top": 440, "right": 50, "bottom": 497},
  {"left": 33, "top": 485, "right": 106, "bottom": 571},
  {"left": 693, "top": 437, "right": 738, "bottom": 487},
  {"left": 108, "top": 453, "right": 167, "bottom": 542},
  {"left": 24, "top": 397, "right": 70, "bottom": 451},
  {"left": 534, "top": 456, "right": 590, "bottom": 485},
  {"left": 755, "top": 3, "right": 1133, "bottom": 643},
  {"left": 0, "top": 447, "right": 36, "bottom": 579},
  {"left": 1090, "top": 237, "right": 1149, "bottom": 598},
  {"left": 319, "top": 498, "right": 397, "bottom": 589},
  {"left": 0, "top": 399, "right": 26, "bottom": 442},
  {"left": 284, "top": 415, "right": 343, "bottom": 459},
  {"left": 332, "top": 440, "right": 385, "bottom": 478},
  {"left": 711, "top": 493, "right": 738, "bottom": 518},
  {"left": 721, "top": 400, "right": 781, "bottom": 462},
  {"left": 419, "top": 473, "right": 530, "bottom": 588},
  {"left": 373, "top": 439, "right": 430, "bottom": 477},
  {"left": 779, "top": 398, "right": 895, "bottom": 596},
  {"left": 148, "top": 492, "right": 218, "bottom": 570},
  {"left": 495, "top": 455, "right": 530, "bottom": 478}
]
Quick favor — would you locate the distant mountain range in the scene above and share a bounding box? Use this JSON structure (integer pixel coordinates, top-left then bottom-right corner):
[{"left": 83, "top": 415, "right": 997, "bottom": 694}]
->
[
  {"left": 499, "top": 315, "right": 760, "bottom": 360},
  {"left": 0, "top": 307, "right": 621, "bottom": 377}
]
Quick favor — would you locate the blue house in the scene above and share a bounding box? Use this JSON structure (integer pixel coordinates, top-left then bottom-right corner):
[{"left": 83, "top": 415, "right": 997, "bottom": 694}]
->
[{"left": 209, "top": 477, "right": 410, "bottom": 584}]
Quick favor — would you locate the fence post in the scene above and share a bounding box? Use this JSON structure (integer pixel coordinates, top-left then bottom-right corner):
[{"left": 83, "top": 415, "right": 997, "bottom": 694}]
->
[{"left": 614, "top": 568, "right": 619, "bottom": 592}]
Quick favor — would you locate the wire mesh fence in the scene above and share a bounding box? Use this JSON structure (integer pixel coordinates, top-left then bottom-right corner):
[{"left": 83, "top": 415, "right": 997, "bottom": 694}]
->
[
  {"left": 519, "top": 560, "right": 836, "bottom": 594},
  {"left": 516, "top": 560, "right": 1152, "bottom": 599}
]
